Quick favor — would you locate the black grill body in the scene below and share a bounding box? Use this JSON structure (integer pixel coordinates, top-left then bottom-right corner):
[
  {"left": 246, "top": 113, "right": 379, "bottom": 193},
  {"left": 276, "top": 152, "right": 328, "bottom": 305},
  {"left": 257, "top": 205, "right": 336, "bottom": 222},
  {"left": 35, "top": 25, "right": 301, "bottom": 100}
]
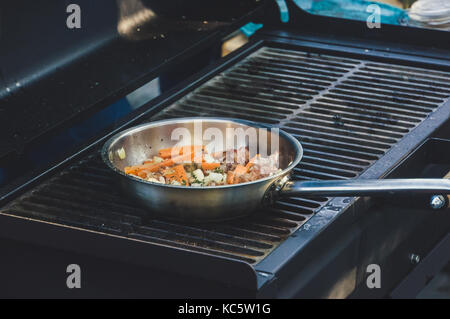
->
[{"left": 1, "top": 3, "right": 450, "bottom": 298}]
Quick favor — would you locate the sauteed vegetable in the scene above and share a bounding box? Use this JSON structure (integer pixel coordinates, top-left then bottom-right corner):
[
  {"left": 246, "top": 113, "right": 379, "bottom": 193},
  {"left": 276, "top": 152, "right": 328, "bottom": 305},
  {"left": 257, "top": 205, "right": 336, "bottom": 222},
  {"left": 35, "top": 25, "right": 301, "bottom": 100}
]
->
[{"left": 124, "top": 146, "right": 280, "bottom": 186}]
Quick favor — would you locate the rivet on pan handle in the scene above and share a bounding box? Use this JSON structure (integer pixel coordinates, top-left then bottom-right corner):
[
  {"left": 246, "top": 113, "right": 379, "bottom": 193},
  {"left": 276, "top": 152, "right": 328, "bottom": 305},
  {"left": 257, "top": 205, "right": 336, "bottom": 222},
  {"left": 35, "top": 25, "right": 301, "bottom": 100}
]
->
[{"left": 430, "top": 171, "right": 450, "bottom": 210}]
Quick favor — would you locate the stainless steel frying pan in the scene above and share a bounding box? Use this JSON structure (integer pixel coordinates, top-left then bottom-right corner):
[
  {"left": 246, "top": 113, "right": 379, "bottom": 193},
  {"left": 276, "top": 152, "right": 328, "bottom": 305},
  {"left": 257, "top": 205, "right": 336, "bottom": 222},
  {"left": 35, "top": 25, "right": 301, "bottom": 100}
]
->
[{"left": 102, "top": 117, "right": 450, "bottom": 222}]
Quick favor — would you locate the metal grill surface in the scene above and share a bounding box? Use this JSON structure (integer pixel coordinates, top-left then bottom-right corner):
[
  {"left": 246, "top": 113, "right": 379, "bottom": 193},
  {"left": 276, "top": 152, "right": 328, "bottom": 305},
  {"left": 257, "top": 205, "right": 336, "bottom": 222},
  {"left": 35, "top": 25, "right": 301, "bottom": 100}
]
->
[{"left": 2, "top": 46, "right": 450, "bottom": 264}]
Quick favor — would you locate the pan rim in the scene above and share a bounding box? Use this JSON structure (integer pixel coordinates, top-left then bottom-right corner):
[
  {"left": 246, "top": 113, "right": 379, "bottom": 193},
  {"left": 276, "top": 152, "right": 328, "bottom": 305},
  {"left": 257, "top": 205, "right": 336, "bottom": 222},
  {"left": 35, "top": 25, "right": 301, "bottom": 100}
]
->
[{"left": 101, "top": 117, "right": 303, "bottom": 190}]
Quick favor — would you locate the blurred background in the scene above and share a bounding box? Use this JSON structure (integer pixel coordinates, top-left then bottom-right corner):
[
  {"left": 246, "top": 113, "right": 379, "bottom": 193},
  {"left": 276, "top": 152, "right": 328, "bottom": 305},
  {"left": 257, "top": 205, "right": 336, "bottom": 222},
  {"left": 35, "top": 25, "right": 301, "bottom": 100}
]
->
[{"left": 294, "top": 0, "right": 450, "bottom": 30}]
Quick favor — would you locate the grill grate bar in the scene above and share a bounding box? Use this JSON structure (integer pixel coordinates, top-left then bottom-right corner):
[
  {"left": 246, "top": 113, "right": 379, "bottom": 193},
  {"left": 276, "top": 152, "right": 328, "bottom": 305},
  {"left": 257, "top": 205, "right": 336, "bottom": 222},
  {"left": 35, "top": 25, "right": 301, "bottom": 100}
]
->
[
  {"left": 129, "top": 232, "right": 257, "bottom": 264},
  {"left": 163, "top": 108, "right": 279, "bottom": 124},
  {"left": 226, "top": 69, "right": 327, "bottom": 92},
  {"left": 296, "top": 163, "right": 358, "bottom": 178},
  {"left": 310, "top": 102, "right": 423, "bottom": 124},
  {"left": 249, "top": 58, "right": 348, "bottom": 78},
  {"left": 213, "top": 75, "right": 319, "bottom": 99},
  {"left": 301, "top": 155, "right": 365, "bottom": 172},
  {"left": 145, "top": 220, "right": 274, "bottom": 249},
  {"left": 303, "top": 147, "right": 372, "bottom": 166},
  {"left": 240, "top": 55, "right": 348, "bottom": 74},
  {"left": 26, "top": 193, "right": 143, "bottom": 224},
  {"left": 241, "top": 60, "right": 345, "bottom": 81},
  {"left": 235, "top": 65, "right": 335, "bottom": 87},
  {"left": 286, "top": 130, "right": 388, "bottom": 155},
  {"left": 358, "top": 67, "right": 450, "bottom": 89},
  {"left": 7, "top": 203, "right": 131, "bottom": 235},
  {"left": 317, "top": 97, "right": 430, "bottom": 119},
  {"left": 291, "top": 112, "right": 407, "bottom": 137},
  {"left": 364, "top": 62, "right": 450, "bottom": 78},
  {"left": 293, "top": 168, "right": 355, "bottom": 180},
  {"left": 305, "top": 106, "right": 416, "bottom": 130},
  {"left": 136, "top": 225, "right": 267, "bottom": 257},
  {"left": 284, "top": 121, "right": 399, "bottom": 145},
  {"left": 179, "top": 101, "right": 288, "bottom": 120},
  {"left": 191, "top": 94, "right": 295, "bottom": 113},
  {"left": 274, "top": 201, "right": 318, "bottom": 213},
  {"left": 335, "top": 83, "right": 445, "bottom": 104},
  {"left": 199, "top": 82, "right": 314, "bottom": 106},
  {"left": 349, "top": 75, "right": 450, "bottom": 95},
  {"left": 261, "top": 47, "right": 361, "bottom": 66},
  {"left": 328, "top": 89, "right": 438, "bottom": 110},
  {"left": 191, "top": 86, "right": 309, "bottom": 110},
  {"left": 299, "top": 141, "right": 380, "bottom": 161},
  {"left": 253, "top": 51, "right": 356, "bottom": 68},
  {"left": 340, "top": 79, "right": 450, "bottom": 99},
  {"left": 279, "top": 196, "right": 326, "bottom": 208}
]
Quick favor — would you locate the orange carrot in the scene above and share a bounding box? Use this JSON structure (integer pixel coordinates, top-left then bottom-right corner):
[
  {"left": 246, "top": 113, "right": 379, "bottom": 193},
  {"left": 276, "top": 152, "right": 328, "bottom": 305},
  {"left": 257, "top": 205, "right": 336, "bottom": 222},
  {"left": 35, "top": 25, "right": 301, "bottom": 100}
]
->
[
  {"left": 137, "top": 170, "right": 149, "bottom": 179},
  {"left": 234, "top": 164, "right": 248, "bottom": 176},
  {"left": 164, "top": 165, "right": 189, "bottom": 185},
  {"left": 226, "top": 171, "right": 235, "bottom": 184},
  {"left": 212, "top": 150, "right": 225, "bottom": 158},
  {"left": 201, "top": 162, "right": 220, "bottom": 171},
  {"left": 125, "top": 161, "right": 165, "bottom": 175},
  {"left": 158, "top": 147, "right": 178, "bottom": 159},
  {"left": 245, "top": 154, "right": 260, "bottom": 170},
  {"left": 124, "top": 150, "right": 196, "bottom": 176},
  {"left": 227, "top": 165, "right": 248, "bottom": 184},
  {"left": 158, "top": 145, "right": 204, "bottom": 159},
  {"left": 170, "top": 151, "right": 196, "bottom": 165},
  {"left": 124, "top": 166, "right": 141, "bottom": 175}
]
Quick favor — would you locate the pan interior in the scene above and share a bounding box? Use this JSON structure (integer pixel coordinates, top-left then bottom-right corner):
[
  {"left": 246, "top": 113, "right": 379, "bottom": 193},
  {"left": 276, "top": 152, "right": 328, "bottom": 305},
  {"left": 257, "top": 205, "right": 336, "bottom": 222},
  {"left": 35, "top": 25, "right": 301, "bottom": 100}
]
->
[{"left": 104, "top": 118, "right": 301, "bottom": 179}]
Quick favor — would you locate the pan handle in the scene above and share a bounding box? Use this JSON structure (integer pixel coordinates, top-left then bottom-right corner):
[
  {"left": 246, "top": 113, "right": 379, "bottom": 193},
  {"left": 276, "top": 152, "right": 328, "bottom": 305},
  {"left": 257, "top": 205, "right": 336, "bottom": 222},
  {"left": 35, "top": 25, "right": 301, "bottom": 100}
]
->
[{"left": 279, "top": 179, "right": 450, "bottom": 197}]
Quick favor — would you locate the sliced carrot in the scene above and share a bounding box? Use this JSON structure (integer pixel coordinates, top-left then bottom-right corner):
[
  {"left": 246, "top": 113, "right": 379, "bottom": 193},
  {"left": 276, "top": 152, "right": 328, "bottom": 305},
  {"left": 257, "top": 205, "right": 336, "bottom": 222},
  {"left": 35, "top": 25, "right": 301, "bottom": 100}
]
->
[
  {"left": 124, "top": 149, "right": 196, "bottom": 176},
  {"left": 201, "top": 162, "right": 220, "bottom": 171},
  {"left": 227, "top": 165, "right": 248, "bottom": 184},
  {"left": 124, "top": 166, "right": 141, "bottom": 175},
  {"left": 226, "top": 171, "right": 235, "bottom": 185},
  {"left": 245, "top": 154, "right": 260, "bottom": 170},
  {"left": 234, "top": 164, "right": 248, "bottom": 176},
  {"left": 137, "top": 170, "right": 149, "bottom": 179},
  {"left": 158, "top": 147, "right": 178, "bottom": 159},
  {"left": 164, "top": 164, "right": 189, "bottom": 185},
  {"left": 125, "top": 161, "right": 164, "bottom": 175},
  {"left": 170, "top": 151, "right": 196, "bottom": 165},
  {"left": 158, "top": 145, "right": 204, "bottom": 159},
  {"left": 212, "top": 150, "right": 225, "bottom": 158}
]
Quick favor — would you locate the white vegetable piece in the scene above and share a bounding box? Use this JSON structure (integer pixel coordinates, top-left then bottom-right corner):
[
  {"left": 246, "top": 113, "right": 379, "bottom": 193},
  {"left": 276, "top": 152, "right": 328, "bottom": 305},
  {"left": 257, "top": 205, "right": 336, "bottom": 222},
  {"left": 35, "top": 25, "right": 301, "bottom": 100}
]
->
[
  {"left": 192, "top": 169, "right": 205, "bottom": 182},
  {"left": 116, "top": 147, "right": 126, "bottom": 160},
  {"left": 204, "top": 172, "right": 224, "bottom": 184},
  {"left": 191, "top": 183, "right": 202, "bottom": 187},
  {"left": 147, "top": 177, "right": 164, "bottom": 184},
  {"left": 203, "top": 153, "right": 216, "bottom": 164},
  {"left": 153, "top": 156, "right": 163, "bottom": 163}
]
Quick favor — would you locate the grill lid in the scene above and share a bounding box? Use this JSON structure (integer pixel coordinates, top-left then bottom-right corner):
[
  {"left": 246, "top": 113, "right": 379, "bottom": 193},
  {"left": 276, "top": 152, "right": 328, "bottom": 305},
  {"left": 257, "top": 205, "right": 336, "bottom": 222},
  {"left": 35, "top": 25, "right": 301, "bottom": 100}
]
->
[{"left": 0, "top": 0, "right": 265, "bottom": 162}]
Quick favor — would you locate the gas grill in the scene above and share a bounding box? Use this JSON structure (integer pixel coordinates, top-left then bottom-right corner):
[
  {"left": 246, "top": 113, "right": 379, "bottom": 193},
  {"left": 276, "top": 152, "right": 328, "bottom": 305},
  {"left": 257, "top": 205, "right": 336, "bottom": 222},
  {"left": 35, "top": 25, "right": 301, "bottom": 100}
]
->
[{"left": 0, "top": 1, "right": 449, "bottom": 298}]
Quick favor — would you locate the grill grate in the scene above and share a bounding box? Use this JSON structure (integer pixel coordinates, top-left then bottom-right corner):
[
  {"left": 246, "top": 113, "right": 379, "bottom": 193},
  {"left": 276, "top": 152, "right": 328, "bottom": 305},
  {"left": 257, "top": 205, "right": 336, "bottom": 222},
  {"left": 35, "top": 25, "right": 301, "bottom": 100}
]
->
[{"left": 2, "top": 46, "right": 450, "bottom": 265}]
